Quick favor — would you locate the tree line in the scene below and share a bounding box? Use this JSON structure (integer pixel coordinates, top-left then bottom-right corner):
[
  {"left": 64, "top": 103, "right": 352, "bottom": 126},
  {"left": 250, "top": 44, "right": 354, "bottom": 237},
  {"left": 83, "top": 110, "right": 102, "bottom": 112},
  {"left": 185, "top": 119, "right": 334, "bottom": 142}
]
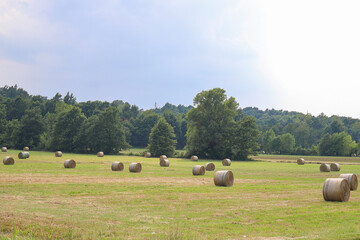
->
[
  {"left": 1, "top": 85, "right": 360, "bottom": 158},
  {"left": 244, "top": 107, "right": 360, "bottom": 156}
]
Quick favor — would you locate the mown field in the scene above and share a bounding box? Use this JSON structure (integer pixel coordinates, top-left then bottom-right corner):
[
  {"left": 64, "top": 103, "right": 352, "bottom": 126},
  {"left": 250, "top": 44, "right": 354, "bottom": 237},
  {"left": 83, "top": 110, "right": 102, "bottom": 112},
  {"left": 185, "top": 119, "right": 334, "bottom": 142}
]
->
[{"left": 1, "top": 151, "right": 360, "bottom": 239}]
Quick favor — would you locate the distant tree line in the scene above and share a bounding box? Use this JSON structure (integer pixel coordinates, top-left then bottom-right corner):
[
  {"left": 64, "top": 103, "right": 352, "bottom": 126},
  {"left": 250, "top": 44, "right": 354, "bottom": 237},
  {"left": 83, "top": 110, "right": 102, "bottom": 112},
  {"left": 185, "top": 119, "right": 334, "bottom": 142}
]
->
[
  {"left": 0, "top": 85, "right": 190, "bottom": 155},
  {"left": 244, "top": 107, "right": 360, "bottom": 156},
  {"left": 1, "top": 85, "right": 360, "bottom": 157}
]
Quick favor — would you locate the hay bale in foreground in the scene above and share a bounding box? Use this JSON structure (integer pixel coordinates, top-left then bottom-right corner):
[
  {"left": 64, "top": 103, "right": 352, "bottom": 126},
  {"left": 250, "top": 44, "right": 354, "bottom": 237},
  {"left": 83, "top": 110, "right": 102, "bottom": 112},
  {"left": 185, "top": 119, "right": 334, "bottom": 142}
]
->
[
  {"left": 160, "top": 155, "right": 167, "bottom": 161},
  {"left": 222, "top": 158, "right": 231, "bottom": 166},
  {"left": 214, "top": 170, "right": 234, "bottom": 187},
  {"left": 297, "top": 158, "right": 305, "bottom": 165},
  {"left": 23, "top": 147, "right": 29, "bottom": 151},
  {"left": 129, "top": 163, "right": 142, "bottom": 173},
  {"left": 323, "top": 178, "right": 350, "bottom": 202},
  {"left": 1, "top": 147, "right": 7, "bottom": 152},
  {"left": 3, "top": 156, "right": 14, "bottom": 165},
  {"left": 160, "top": 159, "right": 170, "bottom": 167},
  {"left": 144, "top": 152, "right": 151, "bottom": 158},
  {"left": 330, "top": 163, "right": 340, "bottom": 171},
  {"left": 191, "top": 155, "right": 198, "bottom": 161},
  {"left": 97, "top": 152, "right": 104, "bottom": 157},
  {"left": 111, "top": 161, "right": 124, "bottom": 171},
  {"left": 320, "top": 163, "right": 330, "bottom": 172},
  {"left": 339, "top": 174, "right": 358, "bottom": 191},
  {"left": 18, "top": 152, "right": 30, "bottom": 159},
  {"left": 64, "top": 159, "right": 76, "bottom": 168},
  {"left": 55, "top": 151, "right": 63, "bottom": 157},
  {"left": 205, "top": 162, "right": 215, "bottom": 171},
  {"left": 192, "top": 165, "right": 205, "bottom": 175}
]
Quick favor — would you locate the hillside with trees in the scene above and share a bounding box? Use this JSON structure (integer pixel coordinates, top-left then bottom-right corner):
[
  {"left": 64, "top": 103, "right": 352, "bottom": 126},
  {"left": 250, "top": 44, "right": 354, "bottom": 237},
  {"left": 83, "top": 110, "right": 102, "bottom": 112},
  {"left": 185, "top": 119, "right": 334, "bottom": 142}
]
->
[{"left": 1, "top": 85, "right": 360, "bottom": 158}]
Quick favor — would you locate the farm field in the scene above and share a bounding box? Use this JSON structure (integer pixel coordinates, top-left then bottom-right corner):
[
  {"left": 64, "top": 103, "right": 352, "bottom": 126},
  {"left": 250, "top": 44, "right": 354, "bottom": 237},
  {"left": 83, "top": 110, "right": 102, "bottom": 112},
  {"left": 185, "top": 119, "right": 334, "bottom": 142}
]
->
[{"left": 1, "top": 151, "right": 360, "bottom": 239}]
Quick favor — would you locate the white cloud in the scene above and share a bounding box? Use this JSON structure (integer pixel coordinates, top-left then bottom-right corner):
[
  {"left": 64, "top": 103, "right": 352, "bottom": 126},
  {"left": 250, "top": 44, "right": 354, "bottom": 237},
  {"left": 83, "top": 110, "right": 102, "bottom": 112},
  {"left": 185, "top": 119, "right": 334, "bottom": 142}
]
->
[{"left": 255, "top": 0, "right": 360, "bottom": 117}]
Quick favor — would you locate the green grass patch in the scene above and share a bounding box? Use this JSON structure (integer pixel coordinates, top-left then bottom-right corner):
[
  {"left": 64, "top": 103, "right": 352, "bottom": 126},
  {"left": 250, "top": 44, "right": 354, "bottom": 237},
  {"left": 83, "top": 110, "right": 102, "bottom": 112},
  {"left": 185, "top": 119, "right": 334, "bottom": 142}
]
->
[{"left": 1, "top": 151, "right": 360, "bottom": 239}]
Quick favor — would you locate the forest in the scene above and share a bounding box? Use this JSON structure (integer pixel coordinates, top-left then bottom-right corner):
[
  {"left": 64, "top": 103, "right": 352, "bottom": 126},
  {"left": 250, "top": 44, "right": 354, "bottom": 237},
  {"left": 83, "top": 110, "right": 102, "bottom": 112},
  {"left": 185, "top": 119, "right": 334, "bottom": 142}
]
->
[{"left": 0, "top": 85, "right": 359, "bottom": 157}]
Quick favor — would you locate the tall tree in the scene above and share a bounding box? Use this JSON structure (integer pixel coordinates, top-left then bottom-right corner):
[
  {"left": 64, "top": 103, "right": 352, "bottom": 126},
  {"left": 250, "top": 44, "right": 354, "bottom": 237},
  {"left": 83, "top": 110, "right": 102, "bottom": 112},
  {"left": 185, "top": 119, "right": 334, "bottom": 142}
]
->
[
  {"left": 186, "top": 88, "right": 259, "bottom": 160},
  {"left": 51, "top": 106, "right": 86, "bottom": 152},
  {"left": 148, "top": 118, "right": 177, "bottom": 157},
  {"left": 86, "top": 107, "right": 129, "bottom": 154}
]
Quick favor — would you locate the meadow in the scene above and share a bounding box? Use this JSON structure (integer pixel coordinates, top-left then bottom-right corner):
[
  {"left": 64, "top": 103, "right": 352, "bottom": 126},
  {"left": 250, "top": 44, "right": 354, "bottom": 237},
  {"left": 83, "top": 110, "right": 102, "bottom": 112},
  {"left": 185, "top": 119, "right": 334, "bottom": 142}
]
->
[{"left": 1, "top": 150, "right": 360, "bottom": 239}]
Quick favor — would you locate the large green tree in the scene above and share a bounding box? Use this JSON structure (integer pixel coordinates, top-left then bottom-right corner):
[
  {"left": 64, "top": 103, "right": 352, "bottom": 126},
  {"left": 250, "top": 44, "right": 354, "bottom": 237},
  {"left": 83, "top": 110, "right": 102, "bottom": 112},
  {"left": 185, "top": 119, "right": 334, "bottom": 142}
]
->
[
  {"left": 186, "top": 88, "right": 259, "bottom": 160},
  {"left": 148, "top": 118, "right": 177, "bottom": 157},
  {"left": 85, "top": 107, "right": 129, "bottom": 154}
]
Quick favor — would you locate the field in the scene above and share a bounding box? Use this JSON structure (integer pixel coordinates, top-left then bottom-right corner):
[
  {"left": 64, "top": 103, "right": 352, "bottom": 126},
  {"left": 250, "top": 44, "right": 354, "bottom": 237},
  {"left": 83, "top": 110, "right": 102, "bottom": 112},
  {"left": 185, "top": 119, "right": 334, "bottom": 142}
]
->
[{"left": 1, "top": 151, "right": 360, "bottom": 239}]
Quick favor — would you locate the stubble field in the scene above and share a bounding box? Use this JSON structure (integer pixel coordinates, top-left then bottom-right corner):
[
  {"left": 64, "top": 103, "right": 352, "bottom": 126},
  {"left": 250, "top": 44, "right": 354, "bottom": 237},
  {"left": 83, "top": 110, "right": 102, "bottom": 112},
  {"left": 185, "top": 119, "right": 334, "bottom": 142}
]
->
[{"left": 1, "top": 151, "right": 360, "bottom": 239}]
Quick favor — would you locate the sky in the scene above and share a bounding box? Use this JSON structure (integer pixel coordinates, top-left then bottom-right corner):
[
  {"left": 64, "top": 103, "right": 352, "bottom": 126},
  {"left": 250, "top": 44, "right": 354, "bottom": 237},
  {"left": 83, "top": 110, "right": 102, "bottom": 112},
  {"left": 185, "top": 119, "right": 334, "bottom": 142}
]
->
[{"left": 1, "top": 1, "right": 360, "bottom": 118}]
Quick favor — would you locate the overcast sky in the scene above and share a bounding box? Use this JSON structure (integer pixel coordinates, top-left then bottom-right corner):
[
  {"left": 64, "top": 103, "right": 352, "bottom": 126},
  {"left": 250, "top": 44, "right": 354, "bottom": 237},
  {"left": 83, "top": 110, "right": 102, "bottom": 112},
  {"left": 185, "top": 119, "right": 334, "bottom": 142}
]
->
[{"left": 1, "top": 1, "right": 360, "bottom": 118}]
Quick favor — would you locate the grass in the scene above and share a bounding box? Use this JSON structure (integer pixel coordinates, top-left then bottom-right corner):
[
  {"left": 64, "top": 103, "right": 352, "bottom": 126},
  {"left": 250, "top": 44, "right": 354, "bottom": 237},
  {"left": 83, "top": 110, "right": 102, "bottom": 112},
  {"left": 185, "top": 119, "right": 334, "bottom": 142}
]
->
[{"left": 1, "top": 150, "right": 360, "bottom": 239}]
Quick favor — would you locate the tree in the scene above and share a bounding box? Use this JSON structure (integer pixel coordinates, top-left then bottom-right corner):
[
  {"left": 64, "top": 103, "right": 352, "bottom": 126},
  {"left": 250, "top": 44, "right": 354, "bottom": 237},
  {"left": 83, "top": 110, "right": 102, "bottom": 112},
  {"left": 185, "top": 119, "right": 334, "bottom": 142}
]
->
[
  {"left": 13, "top": 107, "right": 45, "bottom": 149},
  {"left": 186, "top": 88, "right": 259, "bottom": 160},
  {"left": 262, "top": 129, "right": 275, "bottom": 153},
  {"left": 85, "top": 107, "right": 129, "bottom": 154},
  {"left": 50, "top": 106, "right": 86, "bottom": 152},
  {"left": 319, "top": 132, "right": 356, "bottom": 156},
  {"left": 64, "top": 92, "right": 76, "bottom": 105},
  {"left": 130, "top": 110, "right": 160, "bottom": 147},
  {"left": 279, "top": 133, "right": 295, "bottom": 154},
  {"left": 148, "top": 118, "right": 177, "bottom": 157}
]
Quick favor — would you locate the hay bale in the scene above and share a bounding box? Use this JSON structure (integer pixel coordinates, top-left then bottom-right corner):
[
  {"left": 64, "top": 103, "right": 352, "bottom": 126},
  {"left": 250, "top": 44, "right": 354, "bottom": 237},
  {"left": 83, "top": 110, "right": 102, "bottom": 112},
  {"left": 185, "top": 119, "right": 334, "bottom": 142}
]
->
[
  {"left": 111, "top": 161, "right": 124, "bottom": 171},
  {"left": 351, "top": 153, "right": 357, "bottom": 157},
  {"left": 205, "top": 162, "right": 215, "bottom": 171},
  {"left": 160, "top": 159, "right": 170, "bottom": 167},
  {"left": 64, "top": 159, "right": 76, "bottom": 168},
  {"left": 192, "top": 165, "right": 205, "bottom": 175},
  {"left": 222, "top": 158, "right": 231, "bottom": 166},
  {"left": 339, "top": 174, "right": 358, "bottom": 191},
  {"left": 1, "top": 147, "right": 7, "bottom": 152},
  {"left": 18, "top": 152, "right": 30, "bottom": 159},
  {"left": 323, "top": 178, "right": 350, "bottom": 202},
  {"left": 23, "top": 147, "right": 29, "bottom": 151},
  {"left": 129, "top": 163, "right": 142, "bottom": 173},
  {"left": 214, "top": 170, "right": 234, "bottom": 187},
  {"left": 55, "top": 151, "right": 63, "bottom": 157},
  {"left": 97, "top": 152, "right": 104, "bottom": 157},
  {"left": 320, "top": 163, "right": 330, "bottom": 172},
  {"left": 330, "top": 163, "right": 340, "bottom": 171},
  {"left": 3, "top": 156, "right": 14, "bottom": 165},
  {"left": 191, "top": 155, "right": 198, "bottom": 161},
  {"left": 144, "top": 152, "right": 151, "bottom": 158},
  {"left": 297, "top": 158, "right": 305, "bottom": 165},
  {"left": 160, "top": 155, "right": 167, "bottom": 161}
]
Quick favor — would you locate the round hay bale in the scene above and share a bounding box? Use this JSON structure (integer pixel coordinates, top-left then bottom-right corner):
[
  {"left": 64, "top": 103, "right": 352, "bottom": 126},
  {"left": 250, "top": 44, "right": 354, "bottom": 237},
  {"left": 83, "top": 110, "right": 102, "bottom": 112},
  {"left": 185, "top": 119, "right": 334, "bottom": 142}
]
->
[
  {"left": 160, "top": 159, "right": 170, "bottom": 167},
  {"left": 323, "top": 178, "right": 350, "bottom": 202},
  {"left": 222, "top": 158, "right": 231, "bottom": 166},
  {"left": 330, "top": 163, "right": 340, "bottom": 171},
  {"left": 129, "top": 163, "right": 142, "bottom": 173},
  {"left": 64, "top": 159, "right": 76, "bottom": 168},
  {"left": 351, "top": 153, "right": 357, "bottom": 157},
  {"left": 192, "top": 165, "right": 205, "bottom": 175},
  {"left": 160, "top": 155, "right": 167, "bottom": 161},
  {"left": 339, "top": 174, "right": 358, "bottom": 191},
  {"left": 320, "top": 163, "right": 330, "bottom": 172},
  {"left": 18, "top": 152, "right": 30, "bottom": 159},
  {"left": 144, "top": 152, "right": 151, "bottom": 158},
  {"left": 97, "top": 152, "right": 104, "bottom": 157},
  {"left": 111, "top": 161, "right": 124, "bottom": 171},
  {"left": 1, "top": 147, "right": 7, "bottom": 152},
  {"left": 3, "top": 156, "right": 14, "bottom": 165},
  {"left": 205, "top": 162, "right": 215, "bottom": 171},
  {"left": 191, "top": 155, "right": 198, "bottom": 161},
  {"left": 55, "top": 151, "right": 63, "bottom": 157},
  {"left": 214, "top": 170, "right": 234, "bottom": 187},
  {"left": 297, "top": 158, "right": 305, "bottom": 165},
  {"left": 23, "top": 147, "right": 29, "bottom": 151}
]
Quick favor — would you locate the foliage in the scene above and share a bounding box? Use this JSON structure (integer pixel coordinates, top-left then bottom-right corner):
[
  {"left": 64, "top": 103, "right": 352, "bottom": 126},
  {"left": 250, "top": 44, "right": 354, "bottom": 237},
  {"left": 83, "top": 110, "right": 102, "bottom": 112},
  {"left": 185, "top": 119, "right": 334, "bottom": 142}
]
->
[
  {"left": 319, "top": 132, "right": 357, "bottom": 156},
  {"left": 148, "top": 118, "right": 177, "bottom": 157},
  {"left": 186, "top": 88, "right": 259, "bottom": 160}
]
